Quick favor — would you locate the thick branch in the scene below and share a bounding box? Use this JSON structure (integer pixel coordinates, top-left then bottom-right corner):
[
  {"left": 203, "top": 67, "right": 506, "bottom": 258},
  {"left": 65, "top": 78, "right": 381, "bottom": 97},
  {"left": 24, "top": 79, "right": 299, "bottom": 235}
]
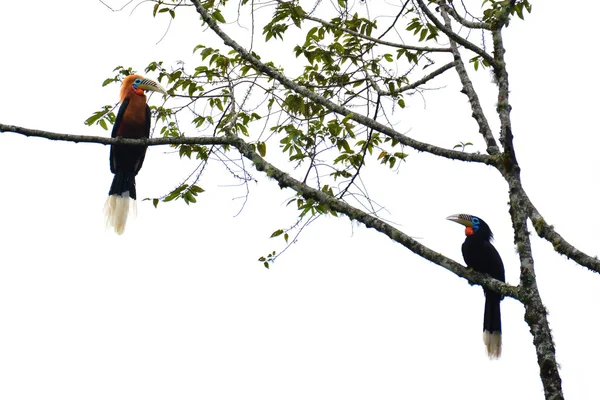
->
[
  {"left": 492, "top": 29, "right": 514, "bottom": 160},
  {"left": 0, "top": 120, "right": 519, "bottom": 298},
  {"left": 490, "top": 22, "right": 564, "bottom": 399},
  {"left": 415, "top": 0, "right": 497, "bottom": 68},
  {"left": 504, "top": 172, "right": 564, "bottom": 400},
  {"left": 0, "top": 123, "right": 236, "bottom": 147},
  {"left": 530, "top": 210, "right": 600, "bottom": 274},
  {"left": 190, "top": 1, "right": 495, "bottom": 166},
  {"left": 512, "top": 182, "right": 600, "bottom": 274},
  {"left": 226, "top": 132, "right": 520, "bottom": 299},
  {"left": 439, "top": 5, "right": 499, "bottom": 154}
]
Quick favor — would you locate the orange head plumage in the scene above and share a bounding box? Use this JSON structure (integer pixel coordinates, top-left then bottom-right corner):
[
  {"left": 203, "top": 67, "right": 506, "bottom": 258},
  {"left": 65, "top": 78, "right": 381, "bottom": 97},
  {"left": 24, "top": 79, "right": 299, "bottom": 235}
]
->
[{"left": 119, "top": 75, "right": 167, "bottom": 103}]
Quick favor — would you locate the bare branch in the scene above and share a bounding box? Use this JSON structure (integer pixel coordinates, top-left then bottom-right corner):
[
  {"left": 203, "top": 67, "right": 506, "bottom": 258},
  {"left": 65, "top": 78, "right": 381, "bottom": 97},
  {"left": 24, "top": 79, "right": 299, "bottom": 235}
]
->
[
  {"left": 377, "top": 0, "right": 410, "bottom": 40},
  {"left": 98, "top": 0, "right": 133, "bottom": 12},
  {"left": 492, "top": 28, "right": 514, "bottom": 160},
  {"left": 487, "top": 18, "right": 564, "bottom": 398},
  {"left": 438, "top": 5, "right": 499, "bottom": 154},
  {"left": 0, "top": 123, "right": 235, "bottom": 147},
  {"left": 443, "top": 2, "right": 491, "bottom": 29},
  {"left": 516, "top": 181, "right": 600, "bottom": 274},
  {"left": 371, "top": 60, "right": 458, "bottom": 96}
]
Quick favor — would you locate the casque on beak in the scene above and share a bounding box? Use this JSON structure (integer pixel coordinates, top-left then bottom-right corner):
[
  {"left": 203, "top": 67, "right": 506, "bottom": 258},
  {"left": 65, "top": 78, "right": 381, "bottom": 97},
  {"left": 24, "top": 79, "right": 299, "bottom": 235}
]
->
[
  {"left": 136, "top": 78, "right": 167, "bottom": 95},
  {"left": 446, "top": 214, "right": 474, "bottom": 227}
]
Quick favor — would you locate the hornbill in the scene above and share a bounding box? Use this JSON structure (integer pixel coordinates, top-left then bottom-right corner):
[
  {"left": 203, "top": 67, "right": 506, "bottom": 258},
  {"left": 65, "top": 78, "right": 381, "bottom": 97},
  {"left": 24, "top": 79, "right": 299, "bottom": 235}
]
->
[
  {"left": 447, "top": 214, "right": 506, "bottom": 359},
  {"left": 104, "top": 75, "right": 167, "bottom": 234}
]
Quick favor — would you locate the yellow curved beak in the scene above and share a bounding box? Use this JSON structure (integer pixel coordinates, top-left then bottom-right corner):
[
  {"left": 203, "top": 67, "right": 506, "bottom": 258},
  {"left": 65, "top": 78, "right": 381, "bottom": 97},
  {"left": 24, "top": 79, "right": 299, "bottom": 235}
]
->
[
  {"left": 137, "top": 78, "right": 167, "bottom": 95},
  {"left": 446, "top": 214, "right": 474, "bottom": 227}
]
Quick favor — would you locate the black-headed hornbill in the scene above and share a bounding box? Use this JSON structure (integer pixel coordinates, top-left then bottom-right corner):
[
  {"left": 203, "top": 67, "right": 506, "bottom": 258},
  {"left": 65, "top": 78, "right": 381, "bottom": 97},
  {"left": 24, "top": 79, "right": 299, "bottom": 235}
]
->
[
  {"left": 447, "top": 214, "right": 506, "bottom": 359},
  {"left": 104, "top": 74, "right": 166, "bottom": 234}
]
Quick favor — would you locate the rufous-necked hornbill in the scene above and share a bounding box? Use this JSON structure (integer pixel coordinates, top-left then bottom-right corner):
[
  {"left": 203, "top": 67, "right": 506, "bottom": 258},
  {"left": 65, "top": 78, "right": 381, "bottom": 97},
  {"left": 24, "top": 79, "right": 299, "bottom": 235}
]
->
[
  {"left": 104, "top": 75, "right": 167, "bottom": 234},
  {"left": 447, "top": 214, "right": 506, "bottom": 359}
]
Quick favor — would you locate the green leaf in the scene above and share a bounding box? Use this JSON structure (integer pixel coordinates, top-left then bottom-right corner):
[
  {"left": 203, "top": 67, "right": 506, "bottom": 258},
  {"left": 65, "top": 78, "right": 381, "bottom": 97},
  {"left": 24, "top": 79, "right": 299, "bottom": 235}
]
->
[
  {"left": 84, "top": 114, "right": 101, "bottom": 126},
  {"left": 270, "top": 229, "right": 284, "bottom": 238},
  {"left": 189, "top": 185, "right": 205, "bottom": 194},
  {"left": 99, "top": 119, "right": 108, "bottom": 130},
  {"left": 257, "top": 141, "right": 267, "bottom": 157},
  {"left": 212, "top": 9, "right": 226, "bottom": 23},
  {"left": 152, "top": 198, "right": 159, "bottom": 208}
]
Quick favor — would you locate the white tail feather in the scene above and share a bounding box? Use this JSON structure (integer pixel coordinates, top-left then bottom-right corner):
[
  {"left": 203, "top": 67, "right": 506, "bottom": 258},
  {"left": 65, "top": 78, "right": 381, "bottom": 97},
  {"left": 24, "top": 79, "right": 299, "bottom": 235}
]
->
[
  {"left": 104, "top": 191, "right": 134, "bottom": 234},
  {"left": 483, "top": 331, "right": 502, "bottom": 359}
]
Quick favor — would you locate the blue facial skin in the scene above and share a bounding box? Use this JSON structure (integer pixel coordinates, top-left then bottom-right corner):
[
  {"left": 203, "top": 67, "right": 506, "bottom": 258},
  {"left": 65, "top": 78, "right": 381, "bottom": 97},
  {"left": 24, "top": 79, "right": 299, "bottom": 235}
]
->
[
  {"left": 472, "top": 216, "right": 480, "bottom": 231},
  {"left": 133, "top": 78, "right": 142, "bottom": 88}
]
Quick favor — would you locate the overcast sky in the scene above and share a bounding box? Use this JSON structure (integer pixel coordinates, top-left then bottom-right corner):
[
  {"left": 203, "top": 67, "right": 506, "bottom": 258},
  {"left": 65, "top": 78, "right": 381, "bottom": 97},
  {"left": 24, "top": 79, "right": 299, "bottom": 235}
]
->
[{"left": 1, "top": 1, "right": 598, "bottom": 399}]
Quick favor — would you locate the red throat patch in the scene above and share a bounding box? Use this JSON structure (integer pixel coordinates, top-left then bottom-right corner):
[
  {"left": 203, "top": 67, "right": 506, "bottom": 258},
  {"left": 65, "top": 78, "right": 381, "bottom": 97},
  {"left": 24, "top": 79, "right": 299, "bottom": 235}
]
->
[
  {"left": 132, "top": 87, "right": 145, "bottom": 96},
  {"left": 465, "top": 226, "right": 474, "bottom": 236}
]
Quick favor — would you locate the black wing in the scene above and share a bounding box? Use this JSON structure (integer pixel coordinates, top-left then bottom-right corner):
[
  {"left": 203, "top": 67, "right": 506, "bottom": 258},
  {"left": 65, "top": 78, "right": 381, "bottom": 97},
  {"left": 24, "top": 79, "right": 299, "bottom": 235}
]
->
[
  {"left": 145, "top": 104, "right": 151, "bottom": 138},
  {"left": 109, "top": 98, "right": 130, "bottom": 173},
  {"left": 484, "top": 242, "right": 505, "bottom": 282},
  {"left": 132, "top": 104, "right": 151, "bottom": 175},
  {"left": 462, "top": 240, "right": 505, "bottom": 282}
]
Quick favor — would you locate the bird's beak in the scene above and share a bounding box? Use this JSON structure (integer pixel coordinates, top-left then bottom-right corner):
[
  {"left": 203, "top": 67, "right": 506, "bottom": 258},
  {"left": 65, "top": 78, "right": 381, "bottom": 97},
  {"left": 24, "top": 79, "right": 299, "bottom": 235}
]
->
[
  {"left": 137, "top": 78, "right": 168, "bottom": 95},
  {"left": 446, "top": 214, "right": 474, "bottom": 227}
]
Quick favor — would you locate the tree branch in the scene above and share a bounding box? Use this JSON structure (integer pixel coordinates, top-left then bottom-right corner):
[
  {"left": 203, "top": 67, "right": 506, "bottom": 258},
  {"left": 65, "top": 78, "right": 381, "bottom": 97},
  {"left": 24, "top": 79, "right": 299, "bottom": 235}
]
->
[
  {"left": 370, "top": 60, "right": 458, "bottom": 96},
  {"left": 492, "top": 28, "right": 514, "bottom": 161},
  {"left": 415, "top": 0, "right": 497, "bottom": 68},
  {"left": 299, "top": 11, "right": 452, "bottom": 53},
  {"left": 225, "top": 131, "right": 520, "bottom": 299},
  {"left": 438, "top": 4, "right": 499, "bottom": 155},
  {"left": 0, "top": 123, "right": 235, "bottom": 147},
  {"left": 442, "top": 2, "right": 492, "bottom": 29},
  {"left": 530, "top": 211, "right": 600, "bottom": 274},
  {"left": 0, "top": 119, "right": 520, "bottom": 298},
  {"left": 488, "top": 20, "right": 564, "bottom": 399},
  {"left": 514, "top": 182, "right": 600, "bottom": 274},
  {"left": 190, "top": 0, "right": 496, "bottom": 166}
]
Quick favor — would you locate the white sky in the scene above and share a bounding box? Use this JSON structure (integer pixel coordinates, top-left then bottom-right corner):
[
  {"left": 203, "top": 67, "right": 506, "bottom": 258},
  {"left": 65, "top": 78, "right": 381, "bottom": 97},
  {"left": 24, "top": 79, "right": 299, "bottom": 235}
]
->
[{"left": 1, "top": 1, "right": 598, "bottom": 399}]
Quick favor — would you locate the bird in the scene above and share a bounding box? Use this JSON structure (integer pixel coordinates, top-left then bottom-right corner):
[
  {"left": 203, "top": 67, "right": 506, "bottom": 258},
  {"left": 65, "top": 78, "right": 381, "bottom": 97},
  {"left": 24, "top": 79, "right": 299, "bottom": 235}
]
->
[
  {"left": 104, "top": 75, "right": 167, "bottom": 234},
  {"left": 447, "top": 214, "right": 506, "bottom": 359}
]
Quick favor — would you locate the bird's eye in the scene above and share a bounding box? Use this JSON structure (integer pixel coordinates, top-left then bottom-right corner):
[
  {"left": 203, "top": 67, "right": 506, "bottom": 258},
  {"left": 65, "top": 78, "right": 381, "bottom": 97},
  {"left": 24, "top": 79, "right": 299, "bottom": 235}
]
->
[
  {"left": 134, "top": 78, "right": 142, "bottom": 85},
  {"left": 472, "top": 217, "right": 479, "bottom": 224}
]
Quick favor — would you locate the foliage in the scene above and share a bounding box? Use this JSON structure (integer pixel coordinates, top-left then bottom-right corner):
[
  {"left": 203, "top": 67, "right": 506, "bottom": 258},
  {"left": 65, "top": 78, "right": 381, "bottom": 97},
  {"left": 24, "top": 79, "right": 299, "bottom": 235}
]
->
[{"left": 88, "top": 0, "right": 537, "bottom": 263}]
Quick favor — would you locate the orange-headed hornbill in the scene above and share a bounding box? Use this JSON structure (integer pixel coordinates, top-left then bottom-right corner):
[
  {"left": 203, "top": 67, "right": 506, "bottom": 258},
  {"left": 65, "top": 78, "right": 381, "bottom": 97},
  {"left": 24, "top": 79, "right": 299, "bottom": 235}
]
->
[
  {"left": 447, "top": 214, "right": 506, "bottom": 359},
  {"left": 104, "top": 75, "right": 166, "bottom": 234}
]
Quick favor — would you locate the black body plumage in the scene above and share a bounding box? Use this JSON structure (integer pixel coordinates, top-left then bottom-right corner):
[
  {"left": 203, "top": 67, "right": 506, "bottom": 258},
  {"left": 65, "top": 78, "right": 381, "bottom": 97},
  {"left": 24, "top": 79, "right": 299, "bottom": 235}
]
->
[{"left": 460, "top": 217, "right": 505, "bottom": 358}]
